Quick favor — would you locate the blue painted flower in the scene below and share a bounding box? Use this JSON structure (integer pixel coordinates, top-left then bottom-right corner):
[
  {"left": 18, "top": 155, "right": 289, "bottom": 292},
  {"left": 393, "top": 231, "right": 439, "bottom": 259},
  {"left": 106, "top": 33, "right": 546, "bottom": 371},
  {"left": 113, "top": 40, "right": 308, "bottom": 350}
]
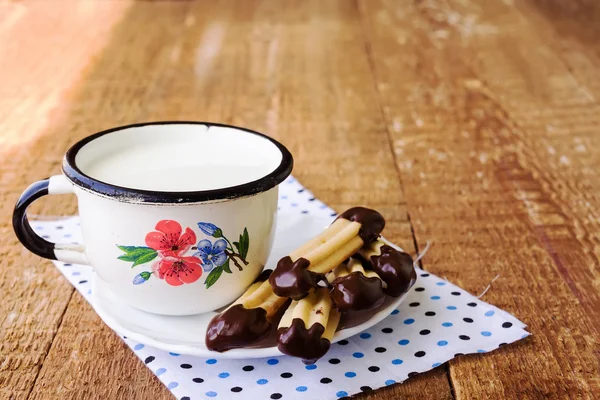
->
[
  {"left": 132, "top": 271, "right": 151, "bottom": 285},
  {"left": 197, "top": 222, "right": 223, "bottom": 238},
  {"left": 194, "top": 239, "right": 228, "bottom": 272}
]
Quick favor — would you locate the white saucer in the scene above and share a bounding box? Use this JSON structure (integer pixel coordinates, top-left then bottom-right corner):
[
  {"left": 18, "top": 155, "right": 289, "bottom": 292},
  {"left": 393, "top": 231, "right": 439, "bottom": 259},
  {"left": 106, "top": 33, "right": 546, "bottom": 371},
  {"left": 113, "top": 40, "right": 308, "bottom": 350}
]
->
[{"left": 91, "top": 212, "right": 410, "bottom": 359}]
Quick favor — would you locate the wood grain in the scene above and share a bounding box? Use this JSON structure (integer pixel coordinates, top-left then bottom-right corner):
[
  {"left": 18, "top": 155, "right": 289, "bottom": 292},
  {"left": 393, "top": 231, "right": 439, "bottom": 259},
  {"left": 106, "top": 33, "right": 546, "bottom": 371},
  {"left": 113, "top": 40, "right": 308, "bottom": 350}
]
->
[
  {"left": 1, "top": 0, "right": 598, "bottom": 399},
  {"left": 359, "top": 0, "right": 600, "bottom": 398}
]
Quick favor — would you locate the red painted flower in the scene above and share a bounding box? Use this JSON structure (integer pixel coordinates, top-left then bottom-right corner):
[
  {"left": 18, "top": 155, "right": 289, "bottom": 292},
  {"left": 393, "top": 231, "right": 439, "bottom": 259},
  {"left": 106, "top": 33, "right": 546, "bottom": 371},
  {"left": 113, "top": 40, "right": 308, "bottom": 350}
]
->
[
  {"left": 152, "top": 256, "right": 203, "bottom": 286},
  {"left": 145, "top": 220, "right": 196, "bottom": 257}
]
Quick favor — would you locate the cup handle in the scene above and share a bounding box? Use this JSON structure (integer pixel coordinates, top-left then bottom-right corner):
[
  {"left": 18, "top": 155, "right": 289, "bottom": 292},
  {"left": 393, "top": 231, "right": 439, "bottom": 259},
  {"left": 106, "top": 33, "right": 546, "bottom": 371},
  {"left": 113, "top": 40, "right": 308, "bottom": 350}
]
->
[{"left": 13, "top": 175, "right": 89, "bottom": 265}]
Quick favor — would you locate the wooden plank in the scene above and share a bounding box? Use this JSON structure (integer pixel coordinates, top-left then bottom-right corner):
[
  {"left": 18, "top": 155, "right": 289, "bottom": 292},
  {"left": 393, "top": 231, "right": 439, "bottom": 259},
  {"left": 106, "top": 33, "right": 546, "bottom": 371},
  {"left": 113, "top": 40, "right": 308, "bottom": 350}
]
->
[
  {"left": 358, "top": 0, "right": 600, "bottom": 398},
  {"left": 14, "top": 0, "right": 451, "bottom": 399},
  {"left": 0, "top": 2, "right": 132, "bottom": 399}
]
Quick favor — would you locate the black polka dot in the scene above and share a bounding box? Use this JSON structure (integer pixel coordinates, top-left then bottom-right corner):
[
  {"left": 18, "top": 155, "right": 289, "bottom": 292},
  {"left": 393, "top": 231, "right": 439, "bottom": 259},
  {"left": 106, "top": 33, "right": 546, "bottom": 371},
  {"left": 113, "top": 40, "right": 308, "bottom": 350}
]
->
[
  {"left": 320, "top": 377, "right": 332, "bottom": 383},
  {"left": 144, "top": 356, "right": 155, "bottom": 364},
  {"left": 425, "top": 311, "right": 436, "bottom": 316},
  {"left": 455, "top": 353, "right": 464, "bottom": 357},
  {"left": 181, "top": 397, "right": 190, "bottom": 400},
  {"left": 414, "top": 287, "right": 425, "bottom": 292},
  {"left": 368, "top": 366, "right": 380, "bottom": 372},
  {"left": 381, "top": 328, "right": 393, "bottom": 333},
  {"left": 375, "top": 347, "right": 386, "bottom": 353},
  {"left": 408, "top": 372, "right": 418, "bottom": 378},
  {"left": 301, "top": 210, "right": 309, "bottom": 214},
  {"left": 499, "top": 342, "right": 507, "bottom": 347},
  {"left": 420, "top": 273, "right": 430, "bottom": 277},
  {"left": 459, "top": 335, "right": 471, "bottom": 340},
  {"left": 231, "top": 387, "right": 242, "bottom": 393},
  {"left": 409, "top": 302, "right": 420, "bottom": 307},
  {"left": 419, "top": 329, "right": 431, "bottom": 335},
  {"left": 329, "top": 358, "right": 340, "bottom": 364},
  {"left": 337, "top": 340, "right": 349, "bottom": 345},
  {"left": 502, "top": 322, "right": 513, "bottom": 328},
  {"left": 180, "top": 363, "right": 192, "bottom": 369},
  {"left": 271, "top": 394, "right": 282, "bottom": 400},
  {"left": 280, "top": 372, "right": 292, "bottom": 378},
  {"left": 308, "top": 197, "right": 315, "bottom": 201},
  {"left": 360, "top": 386, "right": 372, "bottom": 392},
  {"left": 78, "top": 280, "right": 88, "bottom": 284},
  {"left": 463, "top": 318, "right": 473, "bottom": 323},
  {"left": 298, "top": 189, "right": 304, "bottom": 193},
  {"left": 467, "top": 302, "right": 477, "bottom": 307},
  {"left": 242, "top": 365, "right": 254, "bottom": 371},
  {"left": 193, "top": 378, "right": 204, "bottom": 383},
  {"left": 330, "top": 212, "right": 337, "bottom": 217},
  {"left": 56, "top": 226, "right": 64, "bottom": 230},
  {"left": 415, "top": 351, "right": 426, "bottom": 357},
  {"left": 63, "top": 263, "right": 72, "bottom": 267}
]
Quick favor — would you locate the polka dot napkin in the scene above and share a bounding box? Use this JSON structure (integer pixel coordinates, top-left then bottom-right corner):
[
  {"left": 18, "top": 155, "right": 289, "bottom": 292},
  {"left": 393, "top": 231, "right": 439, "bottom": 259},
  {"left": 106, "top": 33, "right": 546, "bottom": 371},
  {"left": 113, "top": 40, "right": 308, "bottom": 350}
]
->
[{"left": 34, "top": 176, "right": 529, "bottom": 400}]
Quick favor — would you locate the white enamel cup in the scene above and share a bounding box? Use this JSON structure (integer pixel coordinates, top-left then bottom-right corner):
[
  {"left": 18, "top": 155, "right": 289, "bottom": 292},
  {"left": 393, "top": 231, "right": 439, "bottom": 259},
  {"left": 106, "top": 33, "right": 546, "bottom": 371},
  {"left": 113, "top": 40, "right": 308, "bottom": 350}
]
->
[{"left": 13, "top": 122, "right": 293, "bottom": 315}]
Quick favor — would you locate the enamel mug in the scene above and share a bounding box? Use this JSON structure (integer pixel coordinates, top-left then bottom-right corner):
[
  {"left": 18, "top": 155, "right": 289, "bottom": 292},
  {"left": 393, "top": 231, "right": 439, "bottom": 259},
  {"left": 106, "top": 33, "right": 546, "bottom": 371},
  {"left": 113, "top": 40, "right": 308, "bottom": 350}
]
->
[{"left": 13, "top": 122, "right": 293, "bottom": 315}]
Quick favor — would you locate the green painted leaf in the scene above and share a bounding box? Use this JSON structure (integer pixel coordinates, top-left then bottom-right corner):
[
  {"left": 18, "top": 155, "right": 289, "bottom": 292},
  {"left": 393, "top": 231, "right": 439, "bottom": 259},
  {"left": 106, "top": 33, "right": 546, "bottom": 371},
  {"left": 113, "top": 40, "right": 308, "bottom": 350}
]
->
[
  {"left": 204, "top": 266, "right": 223, "bottom": 289},
  {"left": 239, "top": 227, "right": 249, "bottom": 260},
  {"left": 212, "top": 228, "right": 223, "bottom": 238},
  {"left": 222, "top": 259, "right": 232, "bottom": 274},
  {"left": 233, "top": 241, "right": 240, "bottom": 252},
  {"left": 116, "top": 246, "right": 157, "bottom": 267},
  {"left": 132, "top": 250, "right": 158, "bottom": 267}
]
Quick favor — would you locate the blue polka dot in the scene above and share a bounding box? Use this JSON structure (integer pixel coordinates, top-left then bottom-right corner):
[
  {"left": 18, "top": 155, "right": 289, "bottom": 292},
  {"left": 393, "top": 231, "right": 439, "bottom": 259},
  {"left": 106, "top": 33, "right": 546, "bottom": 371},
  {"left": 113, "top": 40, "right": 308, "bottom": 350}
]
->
[
  {"left": 281, "top": 195, "right": 288, "bottom": 199},
  {"left": 481, "top": 331, "right": 492, "bottom": 337},
  {"left": 305, "top": 364, "right": 317, "bottom": 370},
  {"left": 352, "top": 352, "right": 364, "bottom": 358},
  {"left": 345, "top": 372, "right": 356, "bottom": 378},
  {"left": 336, "top": 391, "right": 348, "bottom": 398},
  {"left": 257, "top": 379, "right": 268, "bottom": 385},
  {"left": 477, "top": 349, "right": 486, "bottom": 353},
  {"left": 206, "top": 392, "right": 217, "bottom": 398},
  {"left": 167, "top": 382, "right": 179, "bottom": 389},
  {"left": 485, "top": 310, "right": 495, "bottom": 316},
  {"left": 398, "top": 339, "right": 410, "bottom": 345},
  {"left": 156, "top": 368, "right": 166, "bottom": 376},
  {"left": 218, "top": 372, "right": 230, "bottom": 378},
  {"left": 437, "top": 340, "right": 448, "bottom": 346},
  {"left": 391, "top": 309, "right": 399, "bottom": 315},
  {"left": 296, "top": 386, "right": 307, "bottom": 392},
  {"left": 206, "top": 359, "right": 217, "bottom": 364},
  {"left": 267, "top": 358, "right": 279, "bottom": 365},
  {"left": 64, "top": 234, "right": 72, "bottom": 238},
  {"left": 291, "top": 203, "right": 298, "bottom": 207},
  {"left": 404, "top": 318, "right": 415, "bottom": 325},
  {"left": 442, "top": 322, "right": 453, "bottom": 327},
  {"left": 35, "top": 226, "right": 43, "bottom": 230},
  {"left": 133, "top": 344, "right": 144, "bottom": 350},
  {"left": 436, "top": 281, "right": 446, "bottom": 286},
  {"left": 87, "top": 289, "right": 92, "bottom": 295},
  {"left": 360, "top": 333, "right": 371, "bottom": 339},
  {"left": 72, "top": 271, "right": 81, "bottom": 276},
  {"left": 431, "top": 296, "right": 441, "bottom": 300},
  {"left": 169, "top": 352, "right": 180, "bottom": 356},
  {"left": 392, "top": 359, "right": 403, "bottom": 365},
  {"left": 447, "top": 306, "right": 457, "bottom": 310},
  {"left": 432, "top": 362, "right": 441, "bottom": 368},
  {"left": 385, "top": 379, "right": 396, "bottom": 386}
]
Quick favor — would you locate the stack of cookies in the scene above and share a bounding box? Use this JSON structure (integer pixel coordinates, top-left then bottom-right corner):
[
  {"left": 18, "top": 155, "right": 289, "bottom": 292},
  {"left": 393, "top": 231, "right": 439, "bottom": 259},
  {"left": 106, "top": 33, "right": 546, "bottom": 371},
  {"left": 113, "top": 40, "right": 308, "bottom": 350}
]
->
[{"left": 205, "top": 207, "right": 416, "bottom": 364}]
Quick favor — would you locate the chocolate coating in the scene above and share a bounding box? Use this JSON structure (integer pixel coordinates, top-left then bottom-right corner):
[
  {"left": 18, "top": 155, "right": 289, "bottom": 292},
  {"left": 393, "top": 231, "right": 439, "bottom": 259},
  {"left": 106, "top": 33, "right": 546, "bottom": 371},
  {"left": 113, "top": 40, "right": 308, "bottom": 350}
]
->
[
  {"left": 337, "top": 207, "right": 385, "bottom": 243},
  {"left": 330, "top": 272, "right": 385, "bottom": 311},
  {"left": 205, "top": 304, "right": 271, "bottom": 352},
  {"left": 254, "top": 268, "right": 273, "bottom": 283},
  {"left": 277, "top": 319, "right": 331, "bottom": 364},
  {"left": 369, "top": 245, "right": 416, "bottom": 297},
  {"left": 269, "top": 257, "right": 325, "bottom": 300}
]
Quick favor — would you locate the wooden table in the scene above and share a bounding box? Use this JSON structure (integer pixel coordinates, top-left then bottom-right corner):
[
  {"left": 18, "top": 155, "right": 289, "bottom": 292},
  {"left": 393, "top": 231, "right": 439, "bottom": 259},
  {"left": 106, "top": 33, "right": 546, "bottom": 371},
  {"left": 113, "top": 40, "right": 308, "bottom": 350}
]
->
[{"left": 1, "top": 1, "right": 599, "bottom": 399}]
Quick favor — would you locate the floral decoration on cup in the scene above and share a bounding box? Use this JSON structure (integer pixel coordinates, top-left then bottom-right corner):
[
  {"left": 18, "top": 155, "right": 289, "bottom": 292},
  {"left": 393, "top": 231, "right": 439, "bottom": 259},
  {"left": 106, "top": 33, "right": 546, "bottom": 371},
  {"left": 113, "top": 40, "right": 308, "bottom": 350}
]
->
[{"left": 117, "top": 220, "right": 249, "bottom": 288}]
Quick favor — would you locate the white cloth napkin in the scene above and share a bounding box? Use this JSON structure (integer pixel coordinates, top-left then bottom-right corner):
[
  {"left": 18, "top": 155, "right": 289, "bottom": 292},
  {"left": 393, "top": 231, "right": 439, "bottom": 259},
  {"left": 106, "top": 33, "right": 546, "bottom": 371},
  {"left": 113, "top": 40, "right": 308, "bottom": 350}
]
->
[{"left": 34, "top": 176, "right": 529, "bottom": 400}]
